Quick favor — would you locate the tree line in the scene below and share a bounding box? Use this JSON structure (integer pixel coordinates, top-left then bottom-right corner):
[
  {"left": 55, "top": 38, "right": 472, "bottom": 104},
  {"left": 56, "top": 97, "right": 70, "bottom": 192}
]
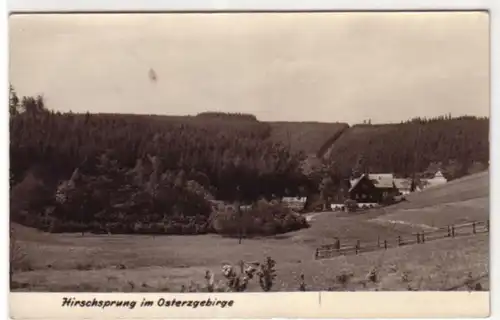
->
[
  {"left": 9, "top": 86, "right": 311, "bottom": 234},
  {"left": 327, "top": 118, "right": 489, "bottom": 179}
]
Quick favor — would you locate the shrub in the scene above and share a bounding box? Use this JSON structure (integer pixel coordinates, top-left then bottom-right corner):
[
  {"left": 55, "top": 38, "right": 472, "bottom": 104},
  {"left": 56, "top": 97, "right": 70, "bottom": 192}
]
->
[
  {"left": 219, "top": 257, "right": 276, "bottom": 292},
  {"left": 366, "top": 267, "right": 379, "bottom": 283},
  {"left": 257, "top": 257, "right": 277, "bottom": 292},
  {"left": 185, "top": 180, "right": 215, "bottom": 201},
  {"left": 12, "top": 155, "right": 308, "bottom": 237},
  {"left": 32, "top": 159, "right": 215, "bottom": 235},
  {"left": 299, "top": 274, "right": 306, "bottom": 291},
  {"left": 222, "top": 261, "right": 257, "bottom": 292},
  {"left": 210, "top": 199, "right": 309, "bottom": 237},
  {"left": 178, "top": 256, "right": 280, "bottom": 293},
  {"left": 210, "top": 205, "right": 241, "bottom": 236},
  {"left": 204, "top": 270, "right": 215, "bottom": 292},
  {"left": 10, "top": 172, "right": 54, "bottom": 224},
  {"left": 335, "top": 270, "right": 353, "bottom": 289},
  {"left": 344, "top": 199, "right": 358, "bottom": 212}
]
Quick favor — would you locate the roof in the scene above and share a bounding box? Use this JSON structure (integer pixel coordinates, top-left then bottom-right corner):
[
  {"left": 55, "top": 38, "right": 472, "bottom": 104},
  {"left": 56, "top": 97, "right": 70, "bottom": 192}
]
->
[
  {"left": 433, "top": 170, "right": 447, "bottom": 179},
  {"left": 349, "top": 173, "right": 399, "bottom": 192},
  {"left": 348, "top": 174, "right": 366, "bottom": 193},
  {"left": 393, "top": 178, "right": 412, "bottom": 190},
  {"left": 368, "top": 173, "right": 394, "bottom": 180},
  {"left": 368, "top": 173, "right": 396, "bottom": 189}
]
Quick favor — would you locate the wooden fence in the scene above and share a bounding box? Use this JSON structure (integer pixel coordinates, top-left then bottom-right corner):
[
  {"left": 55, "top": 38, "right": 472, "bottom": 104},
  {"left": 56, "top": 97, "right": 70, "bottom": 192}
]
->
[{"left": 314, "top": 220, "right": 489, "bottom": 260}]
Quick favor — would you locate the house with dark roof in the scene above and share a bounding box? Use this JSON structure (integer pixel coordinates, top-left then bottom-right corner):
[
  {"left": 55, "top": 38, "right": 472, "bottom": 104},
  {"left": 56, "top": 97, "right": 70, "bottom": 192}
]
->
[{"left": 348, "top": 173, "right": 399, "bottom": 203}]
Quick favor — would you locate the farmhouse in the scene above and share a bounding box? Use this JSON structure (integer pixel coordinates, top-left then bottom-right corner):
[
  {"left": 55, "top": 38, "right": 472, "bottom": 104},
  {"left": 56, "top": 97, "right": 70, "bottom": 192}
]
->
[
  {"left": 348, "top": 173, "right": 399, "bottom": 203},
  {"left": 425, "top": 170, "right": 448, "bottom": 188}
]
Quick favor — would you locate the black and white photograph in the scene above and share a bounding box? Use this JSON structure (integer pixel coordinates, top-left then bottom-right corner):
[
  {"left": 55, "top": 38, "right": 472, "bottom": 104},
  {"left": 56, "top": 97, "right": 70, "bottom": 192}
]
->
[{"left": 9, "top": 11, "right": 490, "bottom": 295}]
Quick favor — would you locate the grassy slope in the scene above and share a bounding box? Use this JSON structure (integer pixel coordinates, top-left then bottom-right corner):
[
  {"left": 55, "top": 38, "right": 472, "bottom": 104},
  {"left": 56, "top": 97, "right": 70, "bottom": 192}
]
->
[
  {"left": 12, "top": 234, "right": 488, "bottom": 292},
  {"left": 268, "top": 122, "right": 349, "bottom": 155},
  {"left": 11, "top": 171, "right": 489, "bottom": 292},
  {"left": 368, "top": 171, "right": 489, "bottom": 228},
  {"left": 389, "top": 170, "right": 489, "bottom": 211},
  {"left": 279, "top": 234, "right": 488, "bottom": 291}
]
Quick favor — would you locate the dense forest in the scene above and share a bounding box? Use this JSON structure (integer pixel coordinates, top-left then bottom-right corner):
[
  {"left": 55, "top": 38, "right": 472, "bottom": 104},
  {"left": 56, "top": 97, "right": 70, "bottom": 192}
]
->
[
  {"left": 9, "top": 85, "right": 489, "bottom": 235},
  {"left": 9, "top": 86, "right": 311, "bottom": 235},
  {"left": 325, "top": 117, "right": 489, "bottom": 179}
]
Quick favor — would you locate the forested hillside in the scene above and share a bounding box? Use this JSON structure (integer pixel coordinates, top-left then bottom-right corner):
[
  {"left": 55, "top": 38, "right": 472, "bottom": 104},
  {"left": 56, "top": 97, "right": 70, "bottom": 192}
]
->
[
  {"left": 9, "top": 85, "right": 489, "bottom": 235},
  {"left": 324, "top": 116, "right": 489, "bottom": 179},
  {"left": 10, "top": 110, "right": 310, "bottom": 201},
  {"left": 9, "top": 87, "right": 311, "bottom": 235}
]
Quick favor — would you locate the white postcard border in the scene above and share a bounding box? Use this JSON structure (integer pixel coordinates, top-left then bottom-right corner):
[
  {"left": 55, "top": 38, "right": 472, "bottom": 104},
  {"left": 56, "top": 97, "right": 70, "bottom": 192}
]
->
[
  {"left": 2, "top": 0, "right": 499, "bottom": 319},
  {"left": 8, "top": 292, "right": 491, "bottom": 319}
]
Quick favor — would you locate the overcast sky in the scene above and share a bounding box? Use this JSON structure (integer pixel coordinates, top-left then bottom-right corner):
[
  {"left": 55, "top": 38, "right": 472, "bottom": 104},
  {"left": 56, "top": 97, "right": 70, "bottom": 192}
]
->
[{"left": 9, "top": 12, "right": 489, "bottom": 124}]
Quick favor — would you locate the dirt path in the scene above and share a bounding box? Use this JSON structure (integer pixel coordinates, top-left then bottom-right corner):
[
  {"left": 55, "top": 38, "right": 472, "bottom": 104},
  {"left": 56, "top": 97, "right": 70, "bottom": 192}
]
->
[{"left": 369, "top": 218, "right": 438, "bottom": 231}]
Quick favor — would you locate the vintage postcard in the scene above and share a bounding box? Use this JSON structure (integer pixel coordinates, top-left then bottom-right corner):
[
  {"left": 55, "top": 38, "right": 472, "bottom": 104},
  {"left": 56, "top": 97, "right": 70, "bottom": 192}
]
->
[{"left": 8, "top": 11, "right": 490, "bottom": 319}]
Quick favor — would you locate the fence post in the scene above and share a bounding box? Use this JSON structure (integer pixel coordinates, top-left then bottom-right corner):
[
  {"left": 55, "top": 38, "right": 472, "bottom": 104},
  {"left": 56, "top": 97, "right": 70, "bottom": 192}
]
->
[
  {"left": 384, "top": 240, "right": 388, "bottom": 249},
  {"left": 447, "top": 225, "right": 451, "bottom": 237},
  {"left": 417, "top": 233, "right": 421, "bottom": 244},
  {"left": 398, "top": 236, "right": 402, "bottom": 246},
  {"left": 472, "top": 222, "right": 476, "bottom": 234},
  {"left": 452, "top": 225, "right": 455, "bottom": 238},
  {"left": 422, "top": 231, "right": 425, "bottom": 243},
  {"left": 356, "top": 240, "right": 360, "bottom": 254},
  {"left": 336, "top": 239, "right": 340, "bottom": 252},
  {"left": 315, "top": 248, "right": 319, "bottom": 260}
]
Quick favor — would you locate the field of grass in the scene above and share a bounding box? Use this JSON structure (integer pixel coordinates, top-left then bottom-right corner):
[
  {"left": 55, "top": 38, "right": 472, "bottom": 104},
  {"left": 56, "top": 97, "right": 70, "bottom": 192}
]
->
[
  {"left": 11, "top": 171, "right": 489, "bottom": 292},
  {"left": 279, "top": 234, "right": 488, "bottom": 291},
  {"left": 367, "top": 171, "right": 489, "bottom": 228},
  {"left": 390, "top": 171, "right": 489, "bottom": 211}
]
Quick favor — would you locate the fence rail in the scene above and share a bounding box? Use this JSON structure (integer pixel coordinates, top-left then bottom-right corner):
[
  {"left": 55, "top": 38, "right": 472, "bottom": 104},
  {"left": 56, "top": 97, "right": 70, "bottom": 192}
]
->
[{"left": 314, "top": 220, "right": 489, "bottom": 260}]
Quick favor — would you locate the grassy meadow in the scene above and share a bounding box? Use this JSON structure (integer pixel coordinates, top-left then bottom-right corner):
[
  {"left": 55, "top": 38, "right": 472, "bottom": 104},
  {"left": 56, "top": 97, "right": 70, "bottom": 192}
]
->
[{"left": 11, "top": 171, "right": 489, "bottom": 292}]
